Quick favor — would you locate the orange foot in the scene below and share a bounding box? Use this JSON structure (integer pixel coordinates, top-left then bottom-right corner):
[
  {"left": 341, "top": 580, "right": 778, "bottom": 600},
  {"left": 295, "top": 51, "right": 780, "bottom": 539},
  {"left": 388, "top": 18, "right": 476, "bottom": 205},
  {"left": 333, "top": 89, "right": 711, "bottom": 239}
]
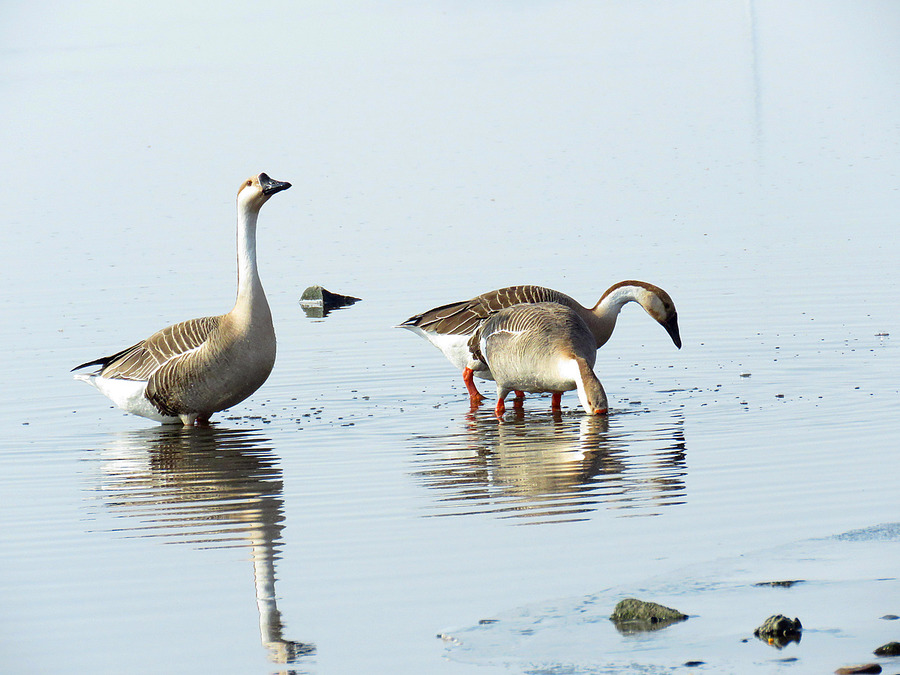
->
[
  {"left": 463, "top": 367, "right": 485, "bottom": 406},
  {"left": 494, "top": 396, "right": 506, "bottom": 418}
]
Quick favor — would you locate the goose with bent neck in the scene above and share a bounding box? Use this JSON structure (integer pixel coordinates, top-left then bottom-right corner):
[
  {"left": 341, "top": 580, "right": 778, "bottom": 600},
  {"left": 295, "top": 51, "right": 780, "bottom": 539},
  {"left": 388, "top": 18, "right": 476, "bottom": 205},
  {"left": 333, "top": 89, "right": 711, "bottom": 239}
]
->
[
  {"left": 581, "top": 281, "right": 681, "bottom": 349},
  {"left": 475, "top": 302, "right": 609, "bottom": 417},
  {"left": 73, "top": 172, "right": 291, "bottom": 425},
  {"left": 399, "top": 280, "right": 681, "bottom": 405}
]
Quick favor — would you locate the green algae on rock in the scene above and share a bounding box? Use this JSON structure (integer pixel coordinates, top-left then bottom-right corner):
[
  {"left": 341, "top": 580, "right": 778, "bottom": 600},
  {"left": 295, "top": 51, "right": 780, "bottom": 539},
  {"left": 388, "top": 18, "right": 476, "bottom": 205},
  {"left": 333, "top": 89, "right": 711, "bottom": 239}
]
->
[{"left": 609, "top": 598, "right": 687, "bottom": 633}]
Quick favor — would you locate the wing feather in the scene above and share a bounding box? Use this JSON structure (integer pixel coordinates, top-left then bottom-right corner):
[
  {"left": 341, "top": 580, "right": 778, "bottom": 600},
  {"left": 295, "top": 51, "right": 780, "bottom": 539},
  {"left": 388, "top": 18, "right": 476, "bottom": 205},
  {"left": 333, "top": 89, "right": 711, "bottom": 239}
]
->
[
  {"left": 401, "top": 285, "right": 579, "bottom": 336},
  {"left": 73, "top": 316, "right": 222, "bottom": 381}
]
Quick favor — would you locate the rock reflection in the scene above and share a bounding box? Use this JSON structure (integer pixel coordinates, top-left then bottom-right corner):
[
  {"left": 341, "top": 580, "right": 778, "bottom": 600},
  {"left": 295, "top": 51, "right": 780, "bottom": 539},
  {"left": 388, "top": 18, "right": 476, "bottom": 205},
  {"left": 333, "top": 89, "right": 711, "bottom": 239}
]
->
[
  {"left": 411, "top": 409, "right": 687, "bottom": 523},
  {"left": 94, "top": 426, "right": 313, "bottom": 665}
]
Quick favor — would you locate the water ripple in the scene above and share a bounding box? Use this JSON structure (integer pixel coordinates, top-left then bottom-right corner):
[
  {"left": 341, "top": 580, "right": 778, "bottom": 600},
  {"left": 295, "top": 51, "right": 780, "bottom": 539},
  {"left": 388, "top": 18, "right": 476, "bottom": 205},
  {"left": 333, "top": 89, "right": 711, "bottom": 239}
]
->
[
  {"left": 85, "top": 426, "right": 314, "bottom": 666},
  {"left": 410, "top": 407, "right": 688, "bottom": 524}
]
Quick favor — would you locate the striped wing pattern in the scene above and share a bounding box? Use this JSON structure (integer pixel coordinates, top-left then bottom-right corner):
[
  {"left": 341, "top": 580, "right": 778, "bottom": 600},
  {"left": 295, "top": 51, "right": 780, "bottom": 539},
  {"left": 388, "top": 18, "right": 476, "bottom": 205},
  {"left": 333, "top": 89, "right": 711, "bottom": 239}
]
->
[
  {"left": 93, "top": 316, "right": 222, "bottom": 381},
  {"left": 144, "top": 344, "right": 212, "bottom": 417},
  {"left": 402, "top": 285, "right": 579, "bottom": 336},
  {"left": 486, "top": 302, "right": 567, "bottom": 336},
  {"left": 469, "top": 302, "right": 590, "bottom": 363},
  {"left": 475, "top": 302, "right": 595, "bottom": 372}
]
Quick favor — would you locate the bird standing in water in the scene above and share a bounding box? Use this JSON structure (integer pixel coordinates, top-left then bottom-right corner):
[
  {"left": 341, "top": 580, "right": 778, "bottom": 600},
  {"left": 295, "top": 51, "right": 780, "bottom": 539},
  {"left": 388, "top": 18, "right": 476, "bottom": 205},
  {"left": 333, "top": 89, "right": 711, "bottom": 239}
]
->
[
  {"left": 73, "top": 173, "right": 291, "bottom": 425},
  {"left": 400, "top": 281, "right": 681, "bottom": 405},
  {"left": 474, "top": 302, "right": 609, "bottom": 417}
]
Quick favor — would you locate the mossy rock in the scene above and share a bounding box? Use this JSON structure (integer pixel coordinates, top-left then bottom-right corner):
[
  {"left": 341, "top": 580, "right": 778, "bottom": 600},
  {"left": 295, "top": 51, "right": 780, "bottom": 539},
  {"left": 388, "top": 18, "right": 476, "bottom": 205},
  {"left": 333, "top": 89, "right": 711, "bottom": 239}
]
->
[
  {"left": 754, "top": 614, "right": 802, "bottom": 648},
  {"left": 610, "top": 598, "right": 687, "bottom": 633},
  {"left": 874, "top": 641, "right": 900, "bottom": 656}
]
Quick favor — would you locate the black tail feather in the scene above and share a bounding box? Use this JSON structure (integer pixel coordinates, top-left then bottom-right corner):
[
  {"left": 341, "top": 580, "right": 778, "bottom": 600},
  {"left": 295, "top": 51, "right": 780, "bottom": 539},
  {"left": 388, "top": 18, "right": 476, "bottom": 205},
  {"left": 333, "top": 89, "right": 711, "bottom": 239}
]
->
[
  {"left": 71, "top": 356, "right": 111, "bottom": 372},
  {"left": 71, "top": 344, "right": 135, "bottom": 372}
]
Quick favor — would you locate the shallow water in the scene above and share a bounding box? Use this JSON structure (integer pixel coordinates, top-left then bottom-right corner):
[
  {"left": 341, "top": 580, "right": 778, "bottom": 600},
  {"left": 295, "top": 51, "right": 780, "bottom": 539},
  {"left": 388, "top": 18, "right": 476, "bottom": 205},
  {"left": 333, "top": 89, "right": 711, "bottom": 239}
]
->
[{"left": 2, "top": 1, "right": 900, "bottom": 673}]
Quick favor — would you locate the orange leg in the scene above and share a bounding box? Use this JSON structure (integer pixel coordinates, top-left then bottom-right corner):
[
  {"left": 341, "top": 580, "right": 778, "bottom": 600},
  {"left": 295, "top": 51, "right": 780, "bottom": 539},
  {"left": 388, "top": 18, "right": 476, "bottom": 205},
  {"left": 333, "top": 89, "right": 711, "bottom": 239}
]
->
[
  {"left": 551, "top": 391, "right": 563, "bottom": 410},
  {"left": 494, "top": 394, "right": 507, "bottom": 418},
  {"left": 513, "top": 391, "right": 525, "bottom": 409},
  {"left": 463, "top": 367, "right": 485, "bottom": 405}
]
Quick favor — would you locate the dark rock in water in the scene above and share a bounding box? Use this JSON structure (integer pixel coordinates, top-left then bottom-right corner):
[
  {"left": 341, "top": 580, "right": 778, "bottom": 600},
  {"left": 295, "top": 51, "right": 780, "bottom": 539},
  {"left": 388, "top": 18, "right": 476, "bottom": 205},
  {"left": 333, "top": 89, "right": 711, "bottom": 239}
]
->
[
  {"left": 299, "top": 285, "right": 361, "bottom": 318},
  {"left": 300, "top": 285, "right": 360, "bottom": 307},
  {"left": 683, "top": 660, "right": 705, "bottom": 667},
  {"left": 754, "top": 579, "right": 805, "bottom": 588},
  {"left": 834, "top": 664, "right": 882, "bottom": 674},
  {"left": 874, "top": 641, "right": 900, "bottom": 656},
  {"left": 610, "top": 598, "right": 688, "bottom": 633},
  {"left": 754, "top": 614, "right": 802, "bottom": 648},
  {"left": 880, "top": 614, "right": 899, "bottom": 620}
]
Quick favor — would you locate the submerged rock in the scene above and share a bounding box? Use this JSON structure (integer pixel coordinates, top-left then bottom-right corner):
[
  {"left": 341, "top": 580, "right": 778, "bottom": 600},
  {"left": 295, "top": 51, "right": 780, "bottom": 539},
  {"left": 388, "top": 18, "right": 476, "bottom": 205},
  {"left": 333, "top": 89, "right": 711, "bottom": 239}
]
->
[
  {"left": 754, "top": 580, "right": 805, "bottom": 588},
  {"left": 834, "top": 664, "right": 882, "bottom": 674},
  {"left": 873, "top": 641, "right": 900, "bottom": 656},
  {"left": 609, "top": 598, "right": 687, "bottom": 633},
  {"left": 299, "top": 285, "right": 361, "bottom": 318},
  {"left": 754, "top": 614, "right": 802, "bottom": 648}
]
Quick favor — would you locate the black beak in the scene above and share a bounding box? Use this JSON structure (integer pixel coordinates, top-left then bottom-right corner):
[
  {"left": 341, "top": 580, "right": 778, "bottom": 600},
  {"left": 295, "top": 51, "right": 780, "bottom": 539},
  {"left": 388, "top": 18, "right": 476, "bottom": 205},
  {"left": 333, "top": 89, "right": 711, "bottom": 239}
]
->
[
  {"left": 662, "top": 312, "right": 682, "bottom": 349},
  {"left": 259, "top": 173, "right": 292, "bottom": 195}
]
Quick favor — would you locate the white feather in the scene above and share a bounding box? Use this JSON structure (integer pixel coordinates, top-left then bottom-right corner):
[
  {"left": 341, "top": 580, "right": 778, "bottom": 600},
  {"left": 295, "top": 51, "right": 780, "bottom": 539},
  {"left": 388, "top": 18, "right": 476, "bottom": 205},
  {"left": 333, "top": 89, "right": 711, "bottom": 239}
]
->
[
  {"left": 74, "top": 373, "right": 180, "bottom": 424},
  {"left": 405, "top": 325, "right": 495, "bottom": 380}
]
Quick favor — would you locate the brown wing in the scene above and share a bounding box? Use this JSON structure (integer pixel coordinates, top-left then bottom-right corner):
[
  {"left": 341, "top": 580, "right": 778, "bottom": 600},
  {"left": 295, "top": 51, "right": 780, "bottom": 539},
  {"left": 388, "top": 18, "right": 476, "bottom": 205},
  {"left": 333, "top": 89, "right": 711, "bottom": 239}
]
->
[
  {"left": 144, "top": 347, "right": 208, "bottom": 417},
  {"left": 401, "top": 285, "right": 580, "bottom": 336},
  {"left": 73, "top": 316, "right": 222, "bottom": 381}
]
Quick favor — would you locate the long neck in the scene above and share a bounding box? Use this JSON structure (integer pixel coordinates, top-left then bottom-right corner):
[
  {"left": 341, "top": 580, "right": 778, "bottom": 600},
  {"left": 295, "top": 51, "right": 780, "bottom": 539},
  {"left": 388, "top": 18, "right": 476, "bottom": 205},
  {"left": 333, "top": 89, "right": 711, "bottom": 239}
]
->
[
  {"left": 233, "top": 202, "right": 268, "bottom": 318},
  {"left": 584, "top": 284, "right": 643, "bottom": 347}
]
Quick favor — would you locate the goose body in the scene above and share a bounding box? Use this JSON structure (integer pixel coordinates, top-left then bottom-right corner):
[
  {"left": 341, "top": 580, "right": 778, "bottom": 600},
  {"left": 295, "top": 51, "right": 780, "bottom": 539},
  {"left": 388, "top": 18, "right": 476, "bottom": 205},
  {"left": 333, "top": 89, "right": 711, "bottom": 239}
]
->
[
  {"left": 476, "top": 302, "right": 608, "bottom": 417},
  {"left": 73, "top": 173, "right": 291, "bottom": 425},
  {"left": 399, "top": 281, "right": 681, "bottom": 404}
]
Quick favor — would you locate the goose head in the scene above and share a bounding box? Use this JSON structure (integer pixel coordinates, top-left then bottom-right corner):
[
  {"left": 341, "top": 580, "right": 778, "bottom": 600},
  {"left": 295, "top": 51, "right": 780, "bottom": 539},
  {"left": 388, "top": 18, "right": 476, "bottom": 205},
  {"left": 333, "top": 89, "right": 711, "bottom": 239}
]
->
[
  {"left": 580, "top": 372, "right": 609, "bottom": 416},
  {"left": 637, "top": 283, "right": 682, "bottom": 349},
  {"left": 594, "top": 280, "right": 682, "bottom": 349},
  {"left": 238, "top": 173, "right": 292, "bottom": 211}
]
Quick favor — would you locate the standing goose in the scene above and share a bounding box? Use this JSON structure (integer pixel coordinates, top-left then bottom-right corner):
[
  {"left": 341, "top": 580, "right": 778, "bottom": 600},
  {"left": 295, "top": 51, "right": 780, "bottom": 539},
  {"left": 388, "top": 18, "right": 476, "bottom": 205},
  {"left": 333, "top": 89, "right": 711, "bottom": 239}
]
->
[
  {"left": 73, "top": 173, "right": 291, "bottom": 425},
  {"left": 399, "top": 281, "right": 681, "bottom": 404},
  {"left": 475, "top": 302, "right": 608, "bottom": 417}
]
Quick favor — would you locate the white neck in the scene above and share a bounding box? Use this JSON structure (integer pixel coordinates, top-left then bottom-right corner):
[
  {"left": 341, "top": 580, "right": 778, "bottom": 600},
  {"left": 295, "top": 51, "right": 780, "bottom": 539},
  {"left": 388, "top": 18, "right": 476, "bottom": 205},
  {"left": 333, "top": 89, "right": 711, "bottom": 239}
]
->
[
  {"left": 233, "top": 202, "right": 266, "bottom": 314},
  {"left": 559, "top": 356, "right": 605, "bottom": 414},
  {"left": 559, "top": 357, "right": 589, "bottom": 408},
  {"left": 580, "top": 285, "right": 643, "bottom": 347},
  {"left": 573, "top": 364, "right": 593, "bottom": 414}
]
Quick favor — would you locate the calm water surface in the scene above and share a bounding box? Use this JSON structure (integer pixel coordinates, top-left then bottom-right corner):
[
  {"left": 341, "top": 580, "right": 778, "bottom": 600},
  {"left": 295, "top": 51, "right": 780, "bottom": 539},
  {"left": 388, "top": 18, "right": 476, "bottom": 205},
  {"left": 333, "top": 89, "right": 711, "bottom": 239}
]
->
[{"left": 2, "top": 1, "right": 899, "bottom": 673}]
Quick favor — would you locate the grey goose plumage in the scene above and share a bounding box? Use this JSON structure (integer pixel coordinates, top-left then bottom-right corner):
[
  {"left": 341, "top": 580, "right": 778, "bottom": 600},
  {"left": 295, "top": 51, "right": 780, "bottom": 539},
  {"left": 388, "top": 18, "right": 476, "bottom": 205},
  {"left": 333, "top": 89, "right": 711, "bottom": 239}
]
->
[
  {"left": 73, "top": 172, "right": 291, "bottom": 425},
  {"left": 475, "top": 302, "right": 608, "bottom": 417},
  {"left": 399, "top": 281, "right": 681, "bottom": 404}
]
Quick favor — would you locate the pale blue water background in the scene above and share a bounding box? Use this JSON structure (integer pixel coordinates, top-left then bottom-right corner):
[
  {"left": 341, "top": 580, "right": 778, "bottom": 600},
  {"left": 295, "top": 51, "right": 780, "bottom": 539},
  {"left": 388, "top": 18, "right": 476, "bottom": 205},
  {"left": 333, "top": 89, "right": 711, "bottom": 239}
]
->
[{"left": 2, "top": 1, "right": 899, "bottom": 673}]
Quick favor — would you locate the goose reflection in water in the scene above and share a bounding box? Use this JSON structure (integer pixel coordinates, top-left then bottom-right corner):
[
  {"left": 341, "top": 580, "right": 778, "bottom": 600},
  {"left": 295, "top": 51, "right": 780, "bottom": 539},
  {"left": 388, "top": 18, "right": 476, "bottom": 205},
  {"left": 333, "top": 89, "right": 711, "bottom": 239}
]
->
[
  {"left": 94, "top": 426, "right": 313, "bottom": 666},
  {"left": 411, "top": 409, "right": 687, "bottom": 523}
]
